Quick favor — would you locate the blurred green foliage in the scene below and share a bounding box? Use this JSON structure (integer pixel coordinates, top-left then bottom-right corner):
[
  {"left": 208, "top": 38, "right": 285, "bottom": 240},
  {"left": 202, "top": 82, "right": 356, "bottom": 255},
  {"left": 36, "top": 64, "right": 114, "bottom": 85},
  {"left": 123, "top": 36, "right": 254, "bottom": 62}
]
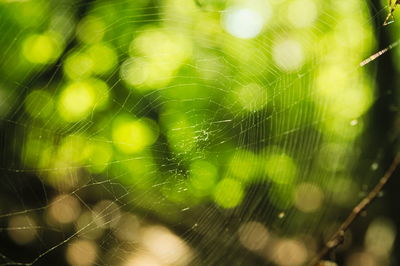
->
[{"left": 0, "top": 0, "right": 398, "bottom": 265}]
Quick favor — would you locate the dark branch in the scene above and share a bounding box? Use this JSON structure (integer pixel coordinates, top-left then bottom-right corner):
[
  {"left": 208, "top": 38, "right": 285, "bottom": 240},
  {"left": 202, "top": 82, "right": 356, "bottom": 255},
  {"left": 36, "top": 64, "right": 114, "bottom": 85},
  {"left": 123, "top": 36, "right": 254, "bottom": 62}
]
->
[{"left": 309, "top": 153, "right": 400, "bottom": 266}]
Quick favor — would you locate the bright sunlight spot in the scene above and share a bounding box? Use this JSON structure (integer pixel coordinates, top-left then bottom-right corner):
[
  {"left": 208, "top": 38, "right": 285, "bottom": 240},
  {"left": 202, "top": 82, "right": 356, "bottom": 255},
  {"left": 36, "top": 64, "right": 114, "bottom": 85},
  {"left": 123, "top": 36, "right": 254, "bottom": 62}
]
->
[
  {"left": 238, "top": 221, "right": 269, "bottom": 251},
  {"left": 287, "top": 0, "right": 318, "bottom": 28},
  {"left": 273, "top": 39, "right": 305, "bottom": 71},
  {"left": 213, "top": 178, "right": 244, "bottom": 208},
  {"left": 222, "top": 7, "right": 267, "bottom": 39},
  {"left": 236, "top": 83, "right": 268, "bottom": 111},
  {"left": 294, "top": 183, "right": 324, "bottom": 213},
  {"left": 57, "top": 82, "right": 95, "bottom": 122},
  {"left": 65, "top": 239, "right": 98, "bottom": 266},
  {"left": 76, "top": 16, "right": 105, "bottom": 44},
  {"left": 22, "top": 32, "right": 62, "bottom": 64},
  {"left": 64, "top": 51, "right": 94, "bottom": 80},
  {"left": 265, "top": 153, "right": 298, "bottom": 185},
  {"left": 112, "top": 117, "right": 159, "bottom": 154}
]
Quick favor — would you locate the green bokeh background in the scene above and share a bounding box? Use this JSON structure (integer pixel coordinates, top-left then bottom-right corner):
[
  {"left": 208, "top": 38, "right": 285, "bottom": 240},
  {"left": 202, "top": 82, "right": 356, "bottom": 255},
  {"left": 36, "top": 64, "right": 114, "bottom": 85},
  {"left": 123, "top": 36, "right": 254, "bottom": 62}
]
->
[{"left": 0, "top": 0, "right": 399, "bottom": 265}]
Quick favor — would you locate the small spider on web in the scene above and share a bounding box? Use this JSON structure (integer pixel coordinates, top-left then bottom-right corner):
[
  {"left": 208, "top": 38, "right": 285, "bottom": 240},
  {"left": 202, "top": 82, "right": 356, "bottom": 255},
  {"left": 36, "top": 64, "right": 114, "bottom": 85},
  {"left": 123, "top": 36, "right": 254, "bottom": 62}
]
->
[{"left": 360, "top": 0, "right": 400, "bottom": 66}]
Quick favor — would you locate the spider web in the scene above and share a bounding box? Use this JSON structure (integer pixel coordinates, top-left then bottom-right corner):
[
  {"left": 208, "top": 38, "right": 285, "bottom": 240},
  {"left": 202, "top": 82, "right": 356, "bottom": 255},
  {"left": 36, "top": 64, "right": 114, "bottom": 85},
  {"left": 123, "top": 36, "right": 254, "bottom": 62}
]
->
[{"left": 0, "top": 0, "right": 396, "bottom": 265}]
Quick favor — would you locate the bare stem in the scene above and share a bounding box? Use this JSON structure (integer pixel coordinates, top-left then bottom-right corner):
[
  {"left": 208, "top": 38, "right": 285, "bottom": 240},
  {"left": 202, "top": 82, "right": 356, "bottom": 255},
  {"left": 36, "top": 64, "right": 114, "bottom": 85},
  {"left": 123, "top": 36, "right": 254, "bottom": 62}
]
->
[
  {"left": 309, "top": 153, "right": 400, "bottom": 266},
  {"left": 360, "top": 39, "right": 400, "bottom": 67}
]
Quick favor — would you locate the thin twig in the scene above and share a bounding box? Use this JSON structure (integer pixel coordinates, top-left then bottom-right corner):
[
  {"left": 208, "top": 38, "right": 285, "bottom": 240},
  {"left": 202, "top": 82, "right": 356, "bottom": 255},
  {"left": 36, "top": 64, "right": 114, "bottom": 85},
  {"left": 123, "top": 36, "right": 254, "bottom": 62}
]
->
[
  {"left": 360, "top": 39, "right": 400, "bottom": 67},
  {"left": 383, "top": 0, "right": 400, "bottom": 26},
  {"left": 309, "top": 153, "right": 400, "bottom": 266}
]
